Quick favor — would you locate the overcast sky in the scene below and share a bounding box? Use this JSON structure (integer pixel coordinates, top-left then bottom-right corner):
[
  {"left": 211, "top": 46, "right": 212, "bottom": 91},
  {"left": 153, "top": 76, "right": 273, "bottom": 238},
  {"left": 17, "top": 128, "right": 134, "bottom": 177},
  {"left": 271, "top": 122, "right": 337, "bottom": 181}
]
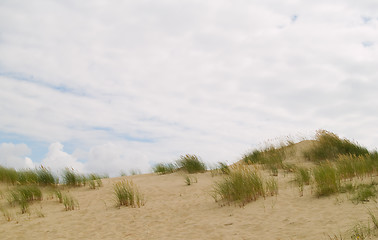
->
[{"left": 1, "top": 0, "right": 377, "bottom": 176}]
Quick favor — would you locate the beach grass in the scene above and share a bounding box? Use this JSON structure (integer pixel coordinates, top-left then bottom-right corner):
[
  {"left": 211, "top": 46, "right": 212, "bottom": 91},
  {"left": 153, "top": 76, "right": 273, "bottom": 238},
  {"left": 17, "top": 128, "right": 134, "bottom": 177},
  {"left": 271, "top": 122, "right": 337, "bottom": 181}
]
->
[
  {"left": 8, "top": 185, "right": 43, "bottom": 213},
  {"left": 304, "top": 130, "right": 369, "bottom": 162},
  {"left": 62, "top": 193, "right": 79, "bottom": 211},
  {"left": 313, "top": 163, "right": 340, "bottom": 196},
  {"left": 114, "top": 179, "right": 144, "bottom": 208},
  {"left": 153, "top": 162, "right": 177, "bottom": 175},
  {"left": 62, "top": 168, "right": 87, "bottom": 187},
  {"left": 212, "top": 166, "right": 266, "bottom": 206},
  {"left": 294, "top": 167, "right": 311, "bottom": 196},
  {"left": 176, "top": 154, "right": 206, "bottom": 174}
]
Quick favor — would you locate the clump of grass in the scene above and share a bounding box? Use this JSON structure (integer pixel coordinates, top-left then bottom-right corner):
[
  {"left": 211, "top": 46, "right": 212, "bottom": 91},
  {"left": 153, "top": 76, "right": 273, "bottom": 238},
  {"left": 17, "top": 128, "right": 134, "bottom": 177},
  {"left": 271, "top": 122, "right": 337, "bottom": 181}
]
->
[
  {"left": 265, "top": 177, "right": 278, "bottom": 196},
  {"left": 294, "top": 167, "right": 311, "bottom": 196},
  {"left": 337, "top": 154, "right": 377, "bottom": 179},
  {"left": 313, "top": 163, "right": 340, "bottom": 196},
  {"left": 212, "top": 166, "right": 266, "bottom": 206},
  {"left": 153, "top": 163, "right": 177, "bottom": 175},
  {"left": 0, "top": 166, "right": 18, "bottom": 185},
  {"left": 8, "top": 185, "right": 43, "bottom": 214},
  {"left": 17, "top": 169, "right": 38, "bottom": 185},
  {"left": 176, "top": 154, "right": 206, "bottom": 174},
  {"left": 54, "top": 189, "right": 63, "bottom": 203},
  {"left": 35, "top": 166, "right": 57, "bottom": 186},
  {"left": 350, "top": 223, "right": 374, "bottom": 240},
  {"left": 62, "top": 193, "right": 79, "bottom": 211},
  {"left": 62, "top": 168, "right": 87, "bottom": 187},
  {"left": 351, "top": 183, "right": 377, "bottom": 204},
  {"left": 210, "top": 162, "right": 231, "bottom": 177},
  {"left": 114, "top": 180, "right": 144, "bottom": 208},
  {"left": 304, "top": 130, "right": 369, "bottom": 162},
  {"left": 87, "top": 173, "right": 103, "bottom": 189},
  {"left": 217, "top": 162, "right": 231, "bottom": 175},
  {"left": 243, "top": 145, "right": 288, "bottom": 176}
]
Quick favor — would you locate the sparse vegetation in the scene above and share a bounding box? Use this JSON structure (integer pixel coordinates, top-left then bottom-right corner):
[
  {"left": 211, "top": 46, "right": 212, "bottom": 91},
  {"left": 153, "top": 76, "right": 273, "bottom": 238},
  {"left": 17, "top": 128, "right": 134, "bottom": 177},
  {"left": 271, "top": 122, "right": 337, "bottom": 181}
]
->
[
  {"left": 184, "top": 175, "right": 198, "bottom": 186},
  {"left": 87, "top": 173, "right": 103, "bottom": 189},
  {"left": 54, "top": 189, "right": 63, "bottom": 203},
  {"left": 351, "top": 183, "right": 377, "bottom": 204},
  {"left": 294, "top": 167, "right": 311, "bottom": 196},
  {"left": 176, "top": 154, "right": 206, "bottom": 174},
  {"left": 62, "top": 193, "right": 79, "bottom": 211},
  {"left": 114, "top": 180, "right": 144, "bottom": 208},
  {"left": 265, "top": 177, "right": 278, "bottom": 196}
]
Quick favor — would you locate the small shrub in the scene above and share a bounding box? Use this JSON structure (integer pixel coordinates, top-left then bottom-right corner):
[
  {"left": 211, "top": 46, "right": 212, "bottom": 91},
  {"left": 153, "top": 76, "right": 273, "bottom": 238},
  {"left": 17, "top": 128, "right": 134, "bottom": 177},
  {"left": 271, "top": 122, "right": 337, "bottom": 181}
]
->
[
  {"left": 153, "top": 163, "right": 177, "bottom": 175},
  {"left": 212, "top": 166, "right": 266, "bottom": 206},
  {"left": 114, "top": 180, "right": 144, "bottom": 208},
  {"left": 176, "top": 154, "right": 206, "bottom": 174}
]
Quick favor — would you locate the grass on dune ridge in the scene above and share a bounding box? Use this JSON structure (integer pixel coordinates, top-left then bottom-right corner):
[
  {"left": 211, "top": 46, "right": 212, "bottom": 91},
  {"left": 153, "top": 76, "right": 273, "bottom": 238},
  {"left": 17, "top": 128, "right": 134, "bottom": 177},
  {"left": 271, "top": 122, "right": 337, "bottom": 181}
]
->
[
  {"left": 152, "top": 154, "right": 206, "bottom": 174},
  {"left": 304, "top": 130, "right": 370, "bottom": 162}
]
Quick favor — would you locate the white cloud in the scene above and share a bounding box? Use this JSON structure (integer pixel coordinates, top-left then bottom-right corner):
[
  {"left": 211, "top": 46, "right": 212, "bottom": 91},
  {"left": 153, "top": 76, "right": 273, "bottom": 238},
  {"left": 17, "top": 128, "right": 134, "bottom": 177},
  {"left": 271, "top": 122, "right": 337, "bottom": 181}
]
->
[
  {"left": 0, "top": 143, "right": 33, "bottom": 169},
  {"left": 1, "top": 1, "right": 378, "bottom": 174},
  {"left": 41, "top": 142, "right": 84, "bottom": 173}
]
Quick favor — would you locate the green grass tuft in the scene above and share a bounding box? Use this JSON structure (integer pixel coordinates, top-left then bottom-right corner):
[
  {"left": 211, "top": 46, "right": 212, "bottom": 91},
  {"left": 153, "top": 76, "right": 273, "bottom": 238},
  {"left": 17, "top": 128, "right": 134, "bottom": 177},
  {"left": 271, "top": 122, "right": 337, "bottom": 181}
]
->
[
  {"left": 176, "top": 154, "right": 206, "bottom": 174},
  {"left": 114, "top": 180, "right": 144, "bottom": 208},
  {"left": 62, "top": 168, "right": 87, "bottom": 187},
  {"left": 294, "top": 167, "right": 311, "bottom": 196},
  {"left": 62, "top": 193, "right": 79, "bottom": 211},
  {"left": 8, "top": 185, "right": 43, "bottom": 213},
  {"left": 212, "top": 166, "right": 267, "bottom": 206},
  {"left": 313, "top": 163, "right": 340, "bottom": 196},
  {"left": 351, "top": 183, "right": 377, "bottom": 204},
  {"left": 153, "top": 163, "right": 177, "bottom": 175}
]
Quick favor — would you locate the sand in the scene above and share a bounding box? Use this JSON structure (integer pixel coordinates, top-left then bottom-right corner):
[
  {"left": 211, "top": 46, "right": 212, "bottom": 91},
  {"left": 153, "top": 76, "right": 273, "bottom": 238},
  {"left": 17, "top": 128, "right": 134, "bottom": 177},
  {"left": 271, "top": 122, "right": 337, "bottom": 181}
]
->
[{"left": 1, "top": 144, "right": 377, "bottom": 239}]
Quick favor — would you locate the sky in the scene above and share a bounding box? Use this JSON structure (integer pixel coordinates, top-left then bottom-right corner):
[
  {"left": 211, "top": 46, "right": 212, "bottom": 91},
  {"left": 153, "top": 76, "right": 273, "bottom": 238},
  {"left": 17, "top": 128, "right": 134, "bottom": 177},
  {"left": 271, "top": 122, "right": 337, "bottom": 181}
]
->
[{"left": 1, "top": 0, "right": 378, "bottom": 177}]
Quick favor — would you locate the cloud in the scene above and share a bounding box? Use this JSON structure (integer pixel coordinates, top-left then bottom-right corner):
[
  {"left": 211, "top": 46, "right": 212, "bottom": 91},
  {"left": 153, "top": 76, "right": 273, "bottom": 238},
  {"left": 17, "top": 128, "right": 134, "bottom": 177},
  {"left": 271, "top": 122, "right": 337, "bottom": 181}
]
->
[
  {"left": 41, "top": 142, "right": 84, "bottom": 173},
  {"left": 1, "top": 1, "right": 378, "bottom": 174},
  {"left": 0, "top": 143, "right": 33, "bottom": 169}
]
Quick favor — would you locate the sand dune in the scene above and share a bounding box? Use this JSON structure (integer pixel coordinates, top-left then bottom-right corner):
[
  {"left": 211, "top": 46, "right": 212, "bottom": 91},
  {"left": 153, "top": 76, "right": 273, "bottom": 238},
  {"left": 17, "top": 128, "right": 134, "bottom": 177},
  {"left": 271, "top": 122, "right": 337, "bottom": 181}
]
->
[{"left": 1, "top": 142, "right": 377, "bottom": 239}]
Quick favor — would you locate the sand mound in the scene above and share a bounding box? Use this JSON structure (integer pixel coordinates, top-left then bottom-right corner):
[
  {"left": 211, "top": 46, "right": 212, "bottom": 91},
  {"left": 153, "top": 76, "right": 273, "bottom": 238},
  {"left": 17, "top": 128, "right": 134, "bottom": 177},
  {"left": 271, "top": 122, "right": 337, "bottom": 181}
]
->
[{"left": 1, "top": 142, "right": 377, "bottom": 239}]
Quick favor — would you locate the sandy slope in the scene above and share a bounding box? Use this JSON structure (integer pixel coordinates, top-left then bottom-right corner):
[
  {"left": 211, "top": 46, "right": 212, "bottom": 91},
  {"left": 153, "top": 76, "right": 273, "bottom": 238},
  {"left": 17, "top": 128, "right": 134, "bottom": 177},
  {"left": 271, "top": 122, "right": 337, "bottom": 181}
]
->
[{"left": 1, "top": 144, "right": 377, "bottom": 239}]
